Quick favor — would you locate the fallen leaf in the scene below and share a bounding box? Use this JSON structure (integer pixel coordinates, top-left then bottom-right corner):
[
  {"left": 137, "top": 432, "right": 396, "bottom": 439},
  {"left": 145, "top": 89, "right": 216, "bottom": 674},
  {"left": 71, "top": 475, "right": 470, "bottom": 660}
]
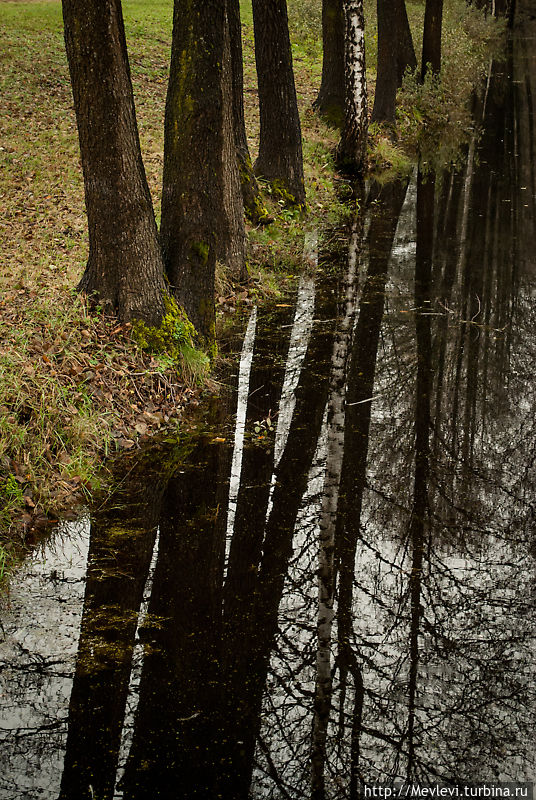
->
[{"left": 116, "top": 438, "right": 135, "bottom": 450}]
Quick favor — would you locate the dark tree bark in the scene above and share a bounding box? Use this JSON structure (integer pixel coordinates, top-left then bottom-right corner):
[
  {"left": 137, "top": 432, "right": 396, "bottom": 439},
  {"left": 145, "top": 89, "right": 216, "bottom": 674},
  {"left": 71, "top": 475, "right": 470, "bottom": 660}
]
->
[
  {"left": 221, "top": 11, "right": 248, "bottom": 281},
  {"left": 421, "top": 0, "right": 444, "bottom": 80},
  {"left": 494, "top": 0, "right": 516, "bottom": 24},
  {"left": 397, "top": 0, "right": 418, "bottom": 84},
  {"left": 371, "top": 0, "right": 399, "bottom": 125},
  {"left": 336, "top": 0, "right": 368, "bottom": 173},
  {"left": 228, "top": 0, "right": 269, "bottom": 223},
  {"left": 251, "top": 0, "right": 306, "bottom": 207},
  {"left": 371, "top": 0, "right": 417, "bottom": 124},
  {"left": 62, "top": 0, "right": 166, "bottom": 325},
  {"left": 161, "top": 1, "right": 245, "bottom": 345},
  {"left": 314, "top": 0, "right": 346, "bottom": 127}
]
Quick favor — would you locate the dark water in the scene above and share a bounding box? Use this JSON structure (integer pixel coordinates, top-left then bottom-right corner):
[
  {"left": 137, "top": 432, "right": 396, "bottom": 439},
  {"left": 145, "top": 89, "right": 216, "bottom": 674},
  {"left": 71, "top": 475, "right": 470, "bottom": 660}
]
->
[{"left": 2, "top": 17, "right": 536, "bottom": 800}]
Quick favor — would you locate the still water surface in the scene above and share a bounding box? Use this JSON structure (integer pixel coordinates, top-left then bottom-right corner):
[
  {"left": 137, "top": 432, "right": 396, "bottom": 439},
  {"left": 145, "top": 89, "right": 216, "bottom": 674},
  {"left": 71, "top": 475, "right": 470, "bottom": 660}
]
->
[{"left": 1, "top": 14, "right": 536, "bottom": 800}]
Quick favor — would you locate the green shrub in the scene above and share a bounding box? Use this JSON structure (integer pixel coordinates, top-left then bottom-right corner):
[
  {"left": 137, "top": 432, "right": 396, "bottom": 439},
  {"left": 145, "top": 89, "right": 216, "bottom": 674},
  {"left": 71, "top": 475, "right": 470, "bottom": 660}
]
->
[
  {"left": 397, "top": 1, "right": 505, "bottom": 166},
  {"left": 288, "top": 0, "right": 321, "bottom": 45}
]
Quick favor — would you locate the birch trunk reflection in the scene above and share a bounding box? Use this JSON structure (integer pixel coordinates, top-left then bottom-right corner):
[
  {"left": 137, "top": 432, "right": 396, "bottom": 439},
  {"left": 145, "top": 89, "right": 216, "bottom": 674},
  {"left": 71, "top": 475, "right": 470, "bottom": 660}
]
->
[
  {"left": 311, "top": 212, "right": 363, "bottom": 800},
  {"left": 334, "top": 179, "right": 409, "bottom": 796},
  {"left": 221, "top": 265, "right": 341, "bottom": 799}
]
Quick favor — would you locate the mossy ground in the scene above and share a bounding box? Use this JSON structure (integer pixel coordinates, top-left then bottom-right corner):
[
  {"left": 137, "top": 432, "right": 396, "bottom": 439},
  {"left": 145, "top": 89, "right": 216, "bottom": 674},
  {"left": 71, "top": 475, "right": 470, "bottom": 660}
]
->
[{"left": 0, "top": 0, "right": 502, "bottom": 582}]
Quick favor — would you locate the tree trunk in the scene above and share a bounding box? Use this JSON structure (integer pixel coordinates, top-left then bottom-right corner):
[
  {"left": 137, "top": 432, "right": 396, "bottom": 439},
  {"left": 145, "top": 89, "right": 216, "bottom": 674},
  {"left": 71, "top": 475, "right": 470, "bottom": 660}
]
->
[
  {"left": 252, "top": 0, "right": 306, "bottom": 207},
  {"left": 421, "top": 0, "right": 444, "bottom": 80},
  {"left": 371, "top": 0, "right": 416, "bottom": 125},
  {"left": 494, "top": 0, "right": 516, "bottom": 24},
  {"left": 228, "top": 0, "right": 268, "bottom": 223},
  {"left": 62, "top": 0, "right": 166, "bottom": 326},
  {"left": 397, "top": 0, "right": 417, "bottom": 84},
  {"left": 371, "top": 0, "right": 399, "bottom": 124},
  {"left": 314, "top": 0, "right": 346, "bottom": 127},
  {"left": 161, "top": 0, "right": 245, "bottom": 345},
  {"left": 221, "top": 10, "right": 248, "bottom": 281},
  {"left": 337, "top": 0, "right": 368, "bottom": 173}
]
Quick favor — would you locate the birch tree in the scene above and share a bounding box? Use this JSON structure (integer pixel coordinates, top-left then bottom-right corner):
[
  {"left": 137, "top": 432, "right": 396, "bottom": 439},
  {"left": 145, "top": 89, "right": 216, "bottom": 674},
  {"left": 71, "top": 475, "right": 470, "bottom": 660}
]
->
[
  {"left": 311, "top": 214, "right": 363, "bottom": 800},
  {"left": 336, "top": 0, "right": 368, "bottom": 173}
]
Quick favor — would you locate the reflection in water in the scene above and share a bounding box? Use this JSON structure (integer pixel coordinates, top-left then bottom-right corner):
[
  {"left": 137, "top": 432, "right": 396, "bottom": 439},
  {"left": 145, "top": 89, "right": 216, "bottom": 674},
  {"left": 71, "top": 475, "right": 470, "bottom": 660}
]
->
[
  {"left": 58, "top": 465, "right": 164, "bottom": 800},
  {"left": 121, "top": 435, "right": 228, "bottom": 800},
  {"left": 2, "top": 18, "right": 536, "bottom": 800}
]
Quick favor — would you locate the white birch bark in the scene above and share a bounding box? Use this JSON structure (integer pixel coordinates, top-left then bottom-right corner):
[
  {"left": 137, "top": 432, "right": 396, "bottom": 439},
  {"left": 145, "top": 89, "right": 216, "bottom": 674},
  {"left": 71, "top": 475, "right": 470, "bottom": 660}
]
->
[
  {"left": 337, "top": 0, "right": 368, "bottom": 172},
  {"left": 311, "top": 218, "right": 362, "bottom": 799},
  {"left": 226, "top": 308, "right": 258, "bottom": 547}
]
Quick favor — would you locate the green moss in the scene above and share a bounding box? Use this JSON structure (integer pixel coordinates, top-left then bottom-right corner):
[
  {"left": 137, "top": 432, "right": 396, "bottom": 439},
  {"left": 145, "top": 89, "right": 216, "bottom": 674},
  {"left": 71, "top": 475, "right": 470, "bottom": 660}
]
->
[
  {"left": 270, "top": 179, "right": 307, "bottom": 211},
  {"left": 207, "top": 333, "right": 218, "bottom": 363},
  {"left": 190, "top": 240, "right": 210, "bottom": 266},
  {"left": 251, "top": 194, "right": 273, "bottom": 224},
  {"left": 132, "top": 296, "right": 209, "bottom": 385},
  {"left": 238, "top": 155, "right": 272, "bottom": 223}
]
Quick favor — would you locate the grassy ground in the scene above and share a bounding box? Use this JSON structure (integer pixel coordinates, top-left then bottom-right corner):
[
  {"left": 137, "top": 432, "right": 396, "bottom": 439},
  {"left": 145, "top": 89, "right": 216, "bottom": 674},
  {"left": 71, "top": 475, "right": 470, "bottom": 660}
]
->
[{"left": 0, "top": 0, "right": 502, "bottom": 581}]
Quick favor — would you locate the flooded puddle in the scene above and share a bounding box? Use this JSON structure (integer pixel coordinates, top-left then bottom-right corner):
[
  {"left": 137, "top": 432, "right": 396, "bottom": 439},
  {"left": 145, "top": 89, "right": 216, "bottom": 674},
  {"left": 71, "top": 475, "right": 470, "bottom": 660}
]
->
[{"left": 1, "top": 21, "right": 536, "bottom": 800}]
